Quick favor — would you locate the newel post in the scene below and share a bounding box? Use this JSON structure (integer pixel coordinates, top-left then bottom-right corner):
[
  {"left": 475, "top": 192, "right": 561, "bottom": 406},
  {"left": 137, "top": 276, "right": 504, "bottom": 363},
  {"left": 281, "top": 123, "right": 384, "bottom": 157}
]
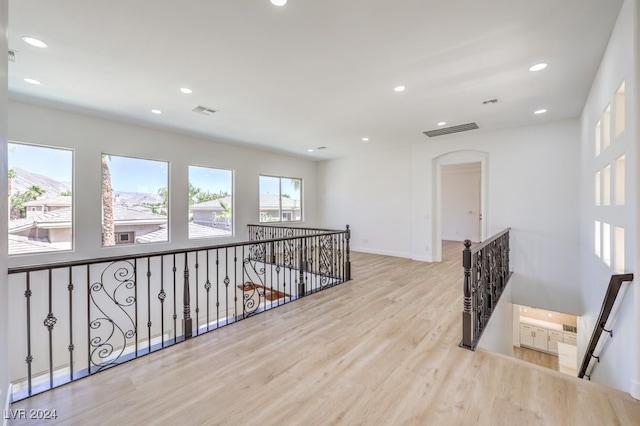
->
[
  {"left": 462, "top": 239, "right": 473, "bottom": 349},
  {"left": 183, "top": 253, "right": 193, "bottom": 339},
  {"left": 345, "top": 225, "right": 351, "bottom": 281}
]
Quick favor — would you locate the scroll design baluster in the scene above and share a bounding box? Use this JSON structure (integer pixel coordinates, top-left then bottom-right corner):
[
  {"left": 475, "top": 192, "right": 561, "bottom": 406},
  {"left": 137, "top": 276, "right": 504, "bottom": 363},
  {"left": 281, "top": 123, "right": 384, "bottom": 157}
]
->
[{"left": 89, "top": 261, "right": 137, "bottom": 371}]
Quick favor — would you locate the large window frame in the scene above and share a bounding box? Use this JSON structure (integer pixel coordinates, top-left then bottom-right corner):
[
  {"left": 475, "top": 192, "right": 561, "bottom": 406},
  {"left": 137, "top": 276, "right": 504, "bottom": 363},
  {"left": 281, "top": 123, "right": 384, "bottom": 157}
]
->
[
  {"left": 101, "top": 153, "right": 169, "bottom": 247},
  {"left": 259, "top": 175, "right": 303, "bottom": 223},
  {"left": 188, "top": 165, "right": 234, "bottom": 239},
  {"left": 8, "top": 141, "right": 74, "bottom": 256}
]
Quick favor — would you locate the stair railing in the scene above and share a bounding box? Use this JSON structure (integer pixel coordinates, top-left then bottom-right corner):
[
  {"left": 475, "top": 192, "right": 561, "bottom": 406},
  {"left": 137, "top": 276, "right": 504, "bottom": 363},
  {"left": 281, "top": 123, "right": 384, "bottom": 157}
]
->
[
  {"left": 460, "top": 228, "right": 512, "bottom": 350},
  {"left": 578, "top": 273, "right": 634, "bottom": 379}
]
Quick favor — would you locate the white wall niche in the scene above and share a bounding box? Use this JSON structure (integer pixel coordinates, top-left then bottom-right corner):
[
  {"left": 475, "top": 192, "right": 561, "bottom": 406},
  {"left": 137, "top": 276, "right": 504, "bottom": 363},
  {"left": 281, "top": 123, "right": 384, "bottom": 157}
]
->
[
  {"left": 602, "top": 165, "right": 611, "bottom": 206},
  {"left": 614, "top": 155, "right": 625, "bottom": 205},
  {"left": 602, "top": 105, "right": 611, "bottom": 150},
  {"left": 614, "top": 81, "right": 625, "bottom": 138}
]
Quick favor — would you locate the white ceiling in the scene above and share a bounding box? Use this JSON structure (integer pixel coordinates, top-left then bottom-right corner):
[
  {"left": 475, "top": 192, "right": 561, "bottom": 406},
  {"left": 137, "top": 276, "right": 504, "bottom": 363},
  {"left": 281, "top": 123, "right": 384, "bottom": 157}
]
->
[{"left": 7, "top": 0, "right": 623, "bottom": 160}]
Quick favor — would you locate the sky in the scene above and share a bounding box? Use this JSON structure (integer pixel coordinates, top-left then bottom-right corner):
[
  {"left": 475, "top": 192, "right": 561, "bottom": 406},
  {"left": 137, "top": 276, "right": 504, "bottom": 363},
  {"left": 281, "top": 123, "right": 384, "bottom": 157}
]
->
[
  {"left": 9, "top": 143, "right": 301, "bottom": 199},
  {"left": 260, "top": 175, "right": 302, "bottom": 199},
  {"left": 8, "top": 142, "right": 72, "bottom": 182},
  {"left": 106, "top": 155, "right": 168, "bottom": 194},
  {"left": 189, "top": 165, "right": 232, "bottom": 195}
]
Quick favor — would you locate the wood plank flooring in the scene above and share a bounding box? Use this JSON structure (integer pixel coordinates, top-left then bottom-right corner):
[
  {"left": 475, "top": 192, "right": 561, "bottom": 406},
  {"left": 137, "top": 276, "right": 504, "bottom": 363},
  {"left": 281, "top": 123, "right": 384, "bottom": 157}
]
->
[{"left": 9, "top": 241, "right": 640, "bottom": 425}]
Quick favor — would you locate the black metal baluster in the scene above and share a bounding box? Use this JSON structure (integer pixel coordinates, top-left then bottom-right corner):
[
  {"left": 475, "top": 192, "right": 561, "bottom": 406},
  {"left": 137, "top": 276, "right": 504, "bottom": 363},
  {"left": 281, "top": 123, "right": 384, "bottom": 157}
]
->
[
  {"left": 298, "top": 237, "right": 305, "bottom": 297},
  {"left": 345, "top": 225, "right": 351, "bottom": 281},
  {"left": 195, "top": 252, "right": 200, "bottom": 335},
  {"left": 183, "top": 252, "right": 193, "bottom": 339},
  {"left": 233, "top": 248, "right": 238, "bottom": 319},
  {"left": 216, "top": 250, "right": 220, "bottom": 328},
  {"left": 86, "top": 265, "right": 90, "bottom": 375},
  {"left": 134, "top": 259, "right": 139, "bottom": 356},
  {"left": 159, "top": 256, "right": 165, "bottom": 348},
  {"left": 68, "top": 266, "right": 74, "bottom": 381},
  {"left": 205, "top": 250, "right": 211, "bottom": 332},
  {"left": 45, "top": 268, "right": 57, "bottom": 390},
  {"left": 25, "top": 272, "right": 33, "bottom": 396},
  {"left": 147, "top": 257, "right": 152, "bottom": 353},
  {"left": 225, "top": 247, "right": 229, "bottom": 324},
  {"left": 173, "top": 254, "right": 177, "bottom": 343}
]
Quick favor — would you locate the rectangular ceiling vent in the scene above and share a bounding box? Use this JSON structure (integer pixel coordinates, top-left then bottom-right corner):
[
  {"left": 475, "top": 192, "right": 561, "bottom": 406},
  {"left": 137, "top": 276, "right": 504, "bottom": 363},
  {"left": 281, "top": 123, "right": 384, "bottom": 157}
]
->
[
  {"left": 192, "top": 105, "right": 217, "bottom": 116},
  {"left": 423, "top": 122, "right": 479, "bottom": 138},
  {"left": 8, "top": 49, "right": 16, "bottom": 62}
]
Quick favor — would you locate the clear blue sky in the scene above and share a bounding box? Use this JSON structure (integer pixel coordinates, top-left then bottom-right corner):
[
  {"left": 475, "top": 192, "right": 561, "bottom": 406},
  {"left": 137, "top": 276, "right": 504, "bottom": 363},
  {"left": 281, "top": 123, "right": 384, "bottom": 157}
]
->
[
  {"left": 260, "top": 175, "right": 302, "bottom": 199},
  {"left": 189, "top": 165, "right": 232, "bottom": 195},
  {"left": 106, "top": 155, "right": 168, "bottom": 194},
  {"left": 8, "top": 142, "right": 72, "bottom": 182}
]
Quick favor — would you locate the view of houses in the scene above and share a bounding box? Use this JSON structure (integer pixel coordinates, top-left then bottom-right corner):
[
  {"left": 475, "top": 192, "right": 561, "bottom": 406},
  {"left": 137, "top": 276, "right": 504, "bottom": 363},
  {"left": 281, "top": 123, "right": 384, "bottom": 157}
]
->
[{"left": 8, "top": 147, "right": 302, "bottom": 255}]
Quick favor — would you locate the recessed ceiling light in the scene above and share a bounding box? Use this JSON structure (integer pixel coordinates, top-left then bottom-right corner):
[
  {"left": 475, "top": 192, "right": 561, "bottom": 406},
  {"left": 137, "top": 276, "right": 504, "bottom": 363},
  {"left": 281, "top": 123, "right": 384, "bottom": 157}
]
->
[
  {"left": 437, "top": 122, "right": 447, "bottom": 126},
  {"left": 307, "top": 149, "right": 314, "bottom": 152},
  {"left": 394, "top": 85, "right": 406, "bottom": 92},
  {"left": 271, "top": 0, "right": 287, "bottom": 6},
  {"left": 24, "top": 78, "right": 41, "bottom": 85},
  {"left": 180, "top": 87, "right": 193, "bottom": 94},
  {"left": 22, "top": 36, "right": 48, "bottom": 48},
  {"left": 534, "top": 109, "right": 547, "bottom": 115},
  {"left": 151, "top": 109, "right": 162, "bottom": 115},
  {"left": 529, "top": 63, "right": 547, "bottom": 72},
  {"left": 362, "top": 137, "right": 369, "bottom": 142}
]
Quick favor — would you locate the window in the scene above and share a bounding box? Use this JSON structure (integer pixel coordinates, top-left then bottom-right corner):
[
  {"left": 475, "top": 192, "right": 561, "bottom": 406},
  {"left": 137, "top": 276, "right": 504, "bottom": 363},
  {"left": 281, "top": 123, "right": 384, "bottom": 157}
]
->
[
  {"left": 8, "top": 142, "right": 73, "bottom": 255},
  {"left": 101, "top": 154, "right": 169, "bottom": 246},
  {"left": 259, "top": 175, "right": 302, "bottom": 223},
  {"left": 188, "top": 165, "right": 233, "bottom": 239}
]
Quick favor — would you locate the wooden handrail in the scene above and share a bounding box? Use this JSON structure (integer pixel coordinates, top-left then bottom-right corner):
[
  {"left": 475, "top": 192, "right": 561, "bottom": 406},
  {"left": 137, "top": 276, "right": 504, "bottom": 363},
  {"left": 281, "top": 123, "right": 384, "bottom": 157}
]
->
[{"left": 578, "top": 273, "right": 634, "bottom": 379}]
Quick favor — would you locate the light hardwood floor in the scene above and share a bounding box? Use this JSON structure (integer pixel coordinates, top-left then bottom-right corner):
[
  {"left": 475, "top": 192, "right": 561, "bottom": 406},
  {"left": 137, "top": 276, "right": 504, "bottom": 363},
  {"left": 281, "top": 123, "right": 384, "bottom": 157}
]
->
[
  {"left": 513, "top": 345, "right": 560, "bottom": 372},
  {"left": 9, "top": 241, "right": 640, "bottom": 425}
]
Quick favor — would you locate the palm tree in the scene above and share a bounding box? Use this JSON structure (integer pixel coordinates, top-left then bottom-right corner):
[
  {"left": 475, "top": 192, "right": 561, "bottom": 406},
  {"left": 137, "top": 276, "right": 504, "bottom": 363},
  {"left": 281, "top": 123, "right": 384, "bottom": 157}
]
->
[
  {"left": 25, "top": 185, "right": 46, "bottom": 200},
  {"left": 101, "top": 154, "right": 115, "bottom": 246}
]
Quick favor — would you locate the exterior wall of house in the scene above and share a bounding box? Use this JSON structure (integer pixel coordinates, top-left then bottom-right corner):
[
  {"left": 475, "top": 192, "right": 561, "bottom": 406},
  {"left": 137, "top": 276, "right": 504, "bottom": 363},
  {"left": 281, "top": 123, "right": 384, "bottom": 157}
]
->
[
  {"left": 48, "top": 227, "right": 72, "bottom": 244},
  {"left": 579, "top": 0, "right": 639, "bottom": 397},
  {"left": 0, "top": 0, "right": 10, "bottom": 409},
  {"left": 192, "top": 210, "right": 214, "bottom": 226},
  {"left": 7, "top": 101, "right": 319, "bottom": 268}
]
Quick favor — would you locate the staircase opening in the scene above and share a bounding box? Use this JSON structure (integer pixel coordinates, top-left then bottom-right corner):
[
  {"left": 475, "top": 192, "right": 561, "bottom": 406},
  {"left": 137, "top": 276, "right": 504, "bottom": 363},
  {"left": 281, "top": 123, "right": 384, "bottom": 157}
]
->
[{"left": 513, "top": 304, "right": 578, "bottom": 376}]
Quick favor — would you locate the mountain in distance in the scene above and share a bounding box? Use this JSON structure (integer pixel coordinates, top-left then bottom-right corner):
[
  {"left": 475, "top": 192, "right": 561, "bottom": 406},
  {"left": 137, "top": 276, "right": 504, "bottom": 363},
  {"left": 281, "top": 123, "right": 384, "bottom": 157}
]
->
[
  {"left": 9, "top": 168, "right": 162, "bottom": 206},
  {"left": 10, "top": 167, "right": 72, "bottom": 196}
]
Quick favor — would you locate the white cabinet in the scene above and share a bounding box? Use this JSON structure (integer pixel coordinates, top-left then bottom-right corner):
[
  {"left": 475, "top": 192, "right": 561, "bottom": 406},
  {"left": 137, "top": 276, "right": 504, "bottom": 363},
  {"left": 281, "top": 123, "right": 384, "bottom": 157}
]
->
[
  {"left": 548, "top": 330, "right": 563, "bottom": 355},
  {"left": 563, "top": 332, "right": 577, "bottom": 346},
  {"left": 520, "top": 324, "right": 548, "bottom": 351},
  {"left": 520, "top": 322, "right": 577, "bottom": 355}
]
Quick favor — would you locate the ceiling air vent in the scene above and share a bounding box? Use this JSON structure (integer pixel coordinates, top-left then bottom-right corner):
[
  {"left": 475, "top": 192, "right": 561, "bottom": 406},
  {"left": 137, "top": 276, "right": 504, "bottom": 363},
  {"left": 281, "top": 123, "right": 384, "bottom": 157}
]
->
[
  {"left": 423, "top": 122, "right": 479, "bottom": 138},
  {"left": 192, "top": 105, "right": 217, "bottom": 116},
  {"left": 8, "top": 50, "right": 16, "bottom": 62}
]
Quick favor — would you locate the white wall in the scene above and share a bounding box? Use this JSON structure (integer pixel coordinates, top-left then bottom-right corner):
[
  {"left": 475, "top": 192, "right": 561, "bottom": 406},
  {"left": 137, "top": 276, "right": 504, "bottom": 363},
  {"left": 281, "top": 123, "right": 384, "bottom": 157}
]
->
[
  {"left": 319, "top": 120, "right": 581, "bottom": 313},
  {"left": 477, "top": 284, "right": 514, "bottom": 356},
  {"left": 317, "top": 146, "right": 413, "bottom": 258},
  {"left": 579, "top": 0, "right": 639, "bottom": 396},
  {"left": 7, "top": 100, "right": 320, "bottom": 268},
  {"left": 0, "top": 0, "right": 10, "bottom": 411}
]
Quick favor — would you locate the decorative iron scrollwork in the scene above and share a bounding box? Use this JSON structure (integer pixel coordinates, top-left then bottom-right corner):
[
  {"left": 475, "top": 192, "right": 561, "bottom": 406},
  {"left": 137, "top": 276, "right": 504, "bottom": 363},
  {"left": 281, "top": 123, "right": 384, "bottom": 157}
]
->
[{"left": 89, "top": 261, "right": 137, "bottom": 372}]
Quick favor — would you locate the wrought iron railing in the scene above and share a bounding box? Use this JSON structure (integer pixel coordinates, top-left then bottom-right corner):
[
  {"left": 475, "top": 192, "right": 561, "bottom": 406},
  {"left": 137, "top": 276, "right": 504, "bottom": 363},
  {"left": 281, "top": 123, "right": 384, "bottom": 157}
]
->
[
  {"left": 8, "top": 225, "right": 351, "bottom": 401},
  {"left": 578, "top": 273, "right": 634, "bottom": 380},
  {"left": 460, "top": 228, "right": 512, "bottom": 350}
]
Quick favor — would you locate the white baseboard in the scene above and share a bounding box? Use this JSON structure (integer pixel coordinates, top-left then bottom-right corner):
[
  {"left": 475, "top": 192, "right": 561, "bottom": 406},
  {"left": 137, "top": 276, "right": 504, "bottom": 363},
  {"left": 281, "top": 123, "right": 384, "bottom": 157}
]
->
[
  {"left": 630, "top": 378, "right": 640, "bottom": 401},
  {"left": 350, "top": 247, "right": 412, "bottom": 259},
  {"left": 3, "top": 383, "right": 12, "bottom": 426}
]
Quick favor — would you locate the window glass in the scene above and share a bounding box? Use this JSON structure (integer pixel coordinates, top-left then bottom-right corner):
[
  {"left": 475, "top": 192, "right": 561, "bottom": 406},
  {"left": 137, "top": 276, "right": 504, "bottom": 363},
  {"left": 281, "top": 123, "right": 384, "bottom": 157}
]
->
[
  {"left": 8, "top": 142, "right": 73, "bottom": 255},
  {"left": 101, "top": 154, "right": 169, "bottom": 246},
  {"left": 259, "top": 175, "right": 302, "bottom": 223},
  {"left": 188, "top": 165, "right": 233, "bottom": 239}
]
